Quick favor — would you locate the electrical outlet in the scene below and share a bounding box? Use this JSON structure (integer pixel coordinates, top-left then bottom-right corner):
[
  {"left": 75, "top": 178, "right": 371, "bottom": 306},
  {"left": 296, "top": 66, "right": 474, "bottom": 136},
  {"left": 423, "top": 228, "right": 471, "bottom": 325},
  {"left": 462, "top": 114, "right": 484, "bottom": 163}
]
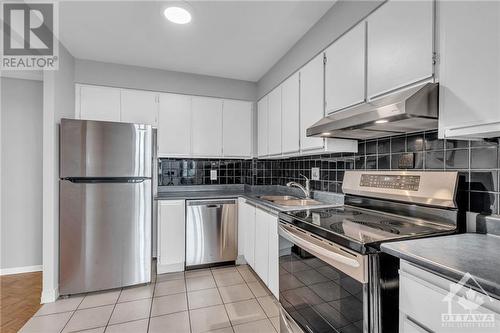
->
[
  {"left": 210, "top": 169, "right": 217, "bottom": 180},
  {"left": 311, "top": 167, "right": 320, "bottom": 180}
]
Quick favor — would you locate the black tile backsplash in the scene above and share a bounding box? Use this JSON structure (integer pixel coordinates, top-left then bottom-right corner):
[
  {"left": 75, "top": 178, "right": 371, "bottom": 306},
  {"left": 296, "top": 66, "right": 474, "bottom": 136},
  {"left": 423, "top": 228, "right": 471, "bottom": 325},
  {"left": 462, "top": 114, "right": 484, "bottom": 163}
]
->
[
  {"left": 158, "top": 131, "right": 500, "bottom": 215},
  {"left": 158, "top": 158, "right": 245, "bottom": 186},
  {"left": 246, "top": 131, "right": 499, "bottom": 215}
]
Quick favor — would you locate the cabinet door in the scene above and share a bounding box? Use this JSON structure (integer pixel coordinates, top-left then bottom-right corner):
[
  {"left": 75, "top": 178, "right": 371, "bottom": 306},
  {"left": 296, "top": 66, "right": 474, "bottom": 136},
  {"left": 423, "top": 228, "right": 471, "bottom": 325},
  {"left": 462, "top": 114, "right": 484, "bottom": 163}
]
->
[
  {"left": 268, "top": 87, "right": 282, "bottom": 156},
  {"left": 367, "top": 0, "right": 434, "bottom": 98},
  {"left": 267, "top": 215, "right": 279, "bottom": 299},
  {"left": 192, "top": 97, "right": 223, "bottom": 157},
  {"left": 158, "top": 93, "right": 191, "bottom": 157},
  {"left": 157, "top": 200, "right": 185, "bottom": 274},
  {"left": 300, "top": 54, "right": 325, "bottom": 151},
  {"left": 120, "top": 89, "right": 158, "bottom": 126},
  {"left": 254, "top": 208, "right": 271, "bottom": 284},
  {"left": 223, "top": 100, "right": 252, "bottom": 157},
  {"left": 281, "top": 73, "right": 300, "bottom": 154},
  {"left": 237, "top": 199, "right": 246, "bottom": 259},
  {"left": 78, "top": 85, "right": 121, "bottom": 122},
  {"left": 257, "top": 96, "right": 269, "bottom": 157},
  {"left": 241, "top": 202, "right": 256, "bottom": 269},
  {"left": 438, "top": 1, "right": 500, "bottom": 139},
  {"left": 325, "top": 23, "right": 366, "bottom": 113}
]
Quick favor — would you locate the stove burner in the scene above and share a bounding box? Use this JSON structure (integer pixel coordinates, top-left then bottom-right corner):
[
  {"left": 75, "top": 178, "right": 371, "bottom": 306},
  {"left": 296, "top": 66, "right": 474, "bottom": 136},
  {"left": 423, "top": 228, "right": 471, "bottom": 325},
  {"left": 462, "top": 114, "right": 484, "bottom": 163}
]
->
[
  {"left": 328, "top": 208, "right": 362, "bottom": 215},
  {"left": 294, "top": 210, "right": 333, "bottom": 219},
  {"left": 347, "top": 220, "right": 401, "bottom": 234},
  {"left": 283, "top": 203, "right": 455, "bottom": 247}
]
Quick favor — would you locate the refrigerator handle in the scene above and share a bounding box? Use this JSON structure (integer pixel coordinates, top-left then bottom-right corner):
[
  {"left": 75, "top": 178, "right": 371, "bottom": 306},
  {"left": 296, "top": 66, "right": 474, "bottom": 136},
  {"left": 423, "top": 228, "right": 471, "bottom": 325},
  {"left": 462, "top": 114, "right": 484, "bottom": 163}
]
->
[{"left": 63, "top": 178, "right": 147, "bottom": 184}]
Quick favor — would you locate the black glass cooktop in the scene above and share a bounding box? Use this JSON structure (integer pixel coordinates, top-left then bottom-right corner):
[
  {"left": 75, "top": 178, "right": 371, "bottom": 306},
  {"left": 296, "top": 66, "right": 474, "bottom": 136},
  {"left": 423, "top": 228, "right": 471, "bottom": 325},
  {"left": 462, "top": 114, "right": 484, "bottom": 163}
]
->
[{"left": 281, "top": 206, "right": 455, "bottom": 247}]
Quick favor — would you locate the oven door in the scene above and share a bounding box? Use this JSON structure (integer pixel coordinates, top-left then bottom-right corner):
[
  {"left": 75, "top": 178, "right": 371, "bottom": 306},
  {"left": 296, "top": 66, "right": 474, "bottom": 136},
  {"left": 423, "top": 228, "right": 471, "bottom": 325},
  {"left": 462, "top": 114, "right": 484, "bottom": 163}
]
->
[{"left": 278, "top": 221, "right": 369, "bottom": 333}]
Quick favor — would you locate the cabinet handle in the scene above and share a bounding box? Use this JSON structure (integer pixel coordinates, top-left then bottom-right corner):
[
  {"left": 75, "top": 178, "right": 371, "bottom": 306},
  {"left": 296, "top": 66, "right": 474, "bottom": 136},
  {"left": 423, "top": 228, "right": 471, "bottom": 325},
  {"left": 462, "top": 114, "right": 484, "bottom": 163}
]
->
[
  {"left": 406, "top": 316, "right": 433, "bottom": 333},
  {"left": 206, "top": 204, "right": 221, "bottom": 208}
]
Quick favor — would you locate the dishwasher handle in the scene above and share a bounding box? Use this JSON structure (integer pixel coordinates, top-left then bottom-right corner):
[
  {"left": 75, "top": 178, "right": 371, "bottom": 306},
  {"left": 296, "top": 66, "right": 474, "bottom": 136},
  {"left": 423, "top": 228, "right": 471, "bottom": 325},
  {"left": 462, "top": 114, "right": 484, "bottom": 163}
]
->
[
  {"left": 186, "top": 199, "right": 237, "bottom": 206},
  {"left": 206, "top": 204, "right": 221, "bottom": 209}
]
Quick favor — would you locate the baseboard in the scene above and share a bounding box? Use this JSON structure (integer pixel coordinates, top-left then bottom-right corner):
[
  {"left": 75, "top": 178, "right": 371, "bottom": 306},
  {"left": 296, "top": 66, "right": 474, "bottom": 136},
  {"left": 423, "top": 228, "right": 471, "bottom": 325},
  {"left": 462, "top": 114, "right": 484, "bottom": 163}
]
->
[
  {"left": 157, "top": 262, "right": 184, "bottom": 274},
  {"left": 41, "top": 287, "right": 59, "bottom": 304},
  {"left": 236, "top": 255, "right": 247, "bottom": 265},
  {"left": 0, "top": 265, "right": 42, "bottom": 276}
]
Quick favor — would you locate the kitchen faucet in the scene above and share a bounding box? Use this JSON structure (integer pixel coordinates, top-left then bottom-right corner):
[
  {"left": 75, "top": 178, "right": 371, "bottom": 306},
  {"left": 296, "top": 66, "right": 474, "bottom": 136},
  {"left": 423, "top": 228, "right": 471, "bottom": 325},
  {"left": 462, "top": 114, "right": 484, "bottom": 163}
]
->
[{"left": 286, "top": 174, "right": 311, "bottom": 199}]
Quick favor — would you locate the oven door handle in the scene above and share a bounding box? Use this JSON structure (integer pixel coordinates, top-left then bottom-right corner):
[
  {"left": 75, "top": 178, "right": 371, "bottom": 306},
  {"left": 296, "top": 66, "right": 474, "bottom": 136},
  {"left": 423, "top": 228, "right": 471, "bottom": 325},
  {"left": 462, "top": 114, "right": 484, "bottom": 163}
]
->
[{"left": 279, "top": 223, "right": 360, "bottom": 268}]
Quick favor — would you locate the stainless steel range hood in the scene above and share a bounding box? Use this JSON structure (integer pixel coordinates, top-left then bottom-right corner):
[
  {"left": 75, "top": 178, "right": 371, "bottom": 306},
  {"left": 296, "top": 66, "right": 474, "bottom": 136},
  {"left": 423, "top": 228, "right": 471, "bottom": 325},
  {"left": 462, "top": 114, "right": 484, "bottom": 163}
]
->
[{"left": 307, "top": 82, "right": 438, "bottom": 140}]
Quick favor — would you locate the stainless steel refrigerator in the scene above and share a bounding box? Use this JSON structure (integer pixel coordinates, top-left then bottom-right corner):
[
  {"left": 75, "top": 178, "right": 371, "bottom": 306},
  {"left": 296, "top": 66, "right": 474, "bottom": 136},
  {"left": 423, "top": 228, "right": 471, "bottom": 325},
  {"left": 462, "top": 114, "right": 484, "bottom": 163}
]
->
[{"left": 59, "top": 118, "right": 152, "bottom": 295}]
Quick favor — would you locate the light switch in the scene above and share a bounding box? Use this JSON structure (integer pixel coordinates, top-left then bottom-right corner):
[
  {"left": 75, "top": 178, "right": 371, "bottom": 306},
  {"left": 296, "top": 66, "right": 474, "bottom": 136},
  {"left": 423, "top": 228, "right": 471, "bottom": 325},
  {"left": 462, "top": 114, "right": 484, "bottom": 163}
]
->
[
  {"left": 311, "top": 167, "right": 320, "bottom": 180},
  {"left": 210, "top": 169, "right": 217, "bottom": 180}
]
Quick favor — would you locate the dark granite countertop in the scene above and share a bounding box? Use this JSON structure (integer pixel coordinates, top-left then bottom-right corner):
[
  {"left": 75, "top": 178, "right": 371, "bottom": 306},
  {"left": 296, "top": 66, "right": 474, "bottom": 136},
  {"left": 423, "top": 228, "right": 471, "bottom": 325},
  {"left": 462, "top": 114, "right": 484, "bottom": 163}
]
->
[
  {"left": 381, "top": 233, "right": 500, "bottom": 300},
  {"left": 155, "top": 185, "right": 343, "bottom": 213}
]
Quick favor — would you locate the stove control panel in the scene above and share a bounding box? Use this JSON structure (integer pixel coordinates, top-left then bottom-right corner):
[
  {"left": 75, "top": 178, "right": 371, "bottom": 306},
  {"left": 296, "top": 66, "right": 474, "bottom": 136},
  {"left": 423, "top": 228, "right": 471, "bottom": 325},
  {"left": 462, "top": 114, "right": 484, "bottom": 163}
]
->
[{"left": 360, "top": 174, "right": 420, "bottom": 191}]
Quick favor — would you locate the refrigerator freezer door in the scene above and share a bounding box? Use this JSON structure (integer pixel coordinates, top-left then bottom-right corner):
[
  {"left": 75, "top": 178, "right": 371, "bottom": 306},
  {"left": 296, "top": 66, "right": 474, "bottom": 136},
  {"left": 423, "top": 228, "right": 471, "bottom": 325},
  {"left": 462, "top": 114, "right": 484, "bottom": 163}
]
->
[
  {"left": 60, "top": 118, "right": 152, "bottom": 178},
  {"left": 59, "top": 179, "right": 152, "bottom": 295}
]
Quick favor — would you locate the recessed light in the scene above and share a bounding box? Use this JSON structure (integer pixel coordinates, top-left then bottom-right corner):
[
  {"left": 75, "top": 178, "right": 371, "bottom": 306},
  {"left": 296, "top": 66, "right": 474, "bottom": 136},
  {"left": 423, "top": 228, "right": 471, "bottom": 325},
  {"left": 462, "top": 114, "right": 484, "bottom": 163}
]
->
[
  {"left": 321, "top": 132, "right": 331, "bottom": 136},
  {"left": 164, "top": 6, "right": 191, "bottom": 24},
  {"left": 375, "top": 119, "right": 388, "bottom": 124}
]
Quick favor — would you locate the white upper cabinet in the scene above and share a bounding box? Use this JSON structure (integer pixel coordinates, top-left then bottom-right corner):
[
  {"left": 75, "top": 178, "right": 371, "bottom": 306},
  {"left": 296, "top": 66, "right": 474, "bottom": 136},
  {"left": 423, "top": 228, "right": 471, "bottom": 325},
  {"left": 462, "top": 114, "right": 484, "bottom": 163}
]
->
[
  {"left": 438, "top": 1, "right": 500, "bottom": 139},
  {"left": 367, "top": 0, "right": 434, "bottom": 98},
  {"left": 76, "top": 84, "right": 252, "bottom": 158},
  {"left": 268, "top": 86, "right": 282, "bottom": 156},
  {"left": 77, "top": 85, "right": 121, "bottom": 122},
  {"left": 158, "top": 93, "right": 191, "bottom": 157},
  {"left": 120, "top": 89, "right": 158, "bottom": 126},
  {"left": 299, "top": 54, "right": 326, "bottom": 152},
  {"left": 191, "top": 97, "right": 223, "bottom": 157},
  {"left": 325, "top": 22, "right": 366, "bottom": 113},
  {"left": 222, "top": 100, "right": 253, "bottom": 157},
  {"left": 257, "top": 96, "right": 269, "bottom": 157},
  {"left": 281, "top": 72, "right": 300, "bottom": 154}
]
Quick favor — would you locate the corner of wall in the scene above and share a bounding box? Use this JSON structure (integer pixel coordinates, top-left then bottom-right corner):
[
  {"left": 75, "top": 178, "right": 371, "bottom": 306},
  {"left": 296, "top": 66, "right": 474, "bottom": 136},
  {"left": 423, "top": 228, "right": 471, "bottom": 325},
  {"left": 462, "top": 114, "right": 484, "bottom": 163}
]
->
[{"left": 42, "top": 40, "right": 76, "bottom": 303}]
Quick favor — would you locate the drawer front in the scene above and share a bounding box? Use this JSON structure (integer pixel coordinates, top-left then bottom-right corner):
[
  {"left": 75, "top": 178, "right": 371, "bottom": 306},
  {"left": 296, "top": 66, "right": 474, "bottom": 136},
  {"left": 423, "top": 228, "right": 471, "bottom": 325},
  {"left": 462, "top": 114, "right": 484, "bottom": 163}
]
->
[{"left": 399, "top": 262, "right": 500, "bottom": 332}]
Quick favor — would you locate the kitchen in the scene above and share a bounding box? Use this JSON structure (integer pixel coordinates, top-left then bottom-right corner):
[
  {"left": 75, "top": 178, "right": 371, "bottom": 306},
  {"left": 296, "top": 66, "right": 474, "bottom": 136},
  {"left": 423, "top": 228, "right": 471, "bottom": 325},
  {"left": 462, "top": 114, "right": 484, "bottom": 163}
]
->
[{"left": 0, "top": 0, "right": 499, "bottom": 333}]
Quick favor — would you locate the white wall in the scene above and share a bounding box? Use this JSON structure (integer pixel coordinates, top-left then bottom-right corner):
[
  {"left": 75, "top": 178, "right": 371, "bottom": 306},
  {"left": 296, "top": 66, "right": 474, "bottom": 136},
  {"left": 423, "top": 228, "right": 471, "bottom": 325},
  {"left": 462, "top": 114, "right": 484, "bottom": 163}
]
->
[
  {"left": 42, "top": 42, "right": 75, "bottom": 303},
  {"left": 257, "top": 0, "right": 385, "bottom": 99},
  {"left": 75, "top": 59, "right": 257, "bottom": 101},
  {"left": 0, "top": 77, "right": 43, "bottom": 274}
]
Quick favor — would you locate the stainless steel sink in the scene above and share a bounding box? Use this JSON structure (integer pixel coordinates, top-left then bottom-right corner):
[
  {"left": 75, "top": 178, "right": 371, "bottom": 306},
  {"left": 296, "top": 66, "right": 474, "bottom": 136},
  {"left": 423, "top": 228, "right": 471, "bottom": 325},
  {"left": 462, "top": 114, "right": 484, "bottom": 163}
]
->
[
  {"left": 257, "top": 195, "right": 322, "bottom": 206},
  {"left": 258, "top": 195, "right": 299, "bottom": 201},
  {"left": 272, "top": 199, "right": 322, "bottom": 206}
]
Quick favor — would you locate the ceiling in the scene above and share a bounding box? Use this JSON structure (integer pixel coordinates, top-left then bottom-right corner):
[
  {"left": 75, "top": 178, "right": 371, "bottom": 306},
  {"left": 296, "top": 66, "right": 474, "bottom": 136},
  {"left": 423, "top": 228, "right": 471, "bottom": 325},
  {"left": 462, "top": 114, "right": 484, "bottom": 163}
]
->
[{"left": 59, "top": 1, "right": 335, "bottom": 82}]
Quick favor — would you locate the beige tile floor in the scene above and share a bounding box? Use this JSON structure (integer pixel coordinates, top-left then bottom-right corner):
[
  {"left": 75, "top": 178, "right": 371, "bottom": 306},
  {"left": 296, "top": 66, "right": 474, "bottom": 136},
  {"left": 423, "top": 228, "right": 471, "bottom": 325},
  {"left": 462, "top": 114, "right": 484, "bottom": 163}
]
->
[{"left": 20, "top": 265, "right": 280, "bottom": 333}]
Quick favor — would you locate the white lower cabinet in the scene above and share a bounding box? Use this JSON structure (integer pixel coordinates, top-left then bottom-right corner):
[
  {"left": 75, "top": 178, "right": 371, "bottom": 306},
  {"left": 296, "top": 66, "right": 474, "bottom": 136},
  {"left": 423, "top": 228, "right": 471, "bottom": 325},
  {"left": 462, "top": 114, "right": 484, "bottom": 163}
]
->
[
  {"left": 240, "top": 201, "right": 256, "bottom": 269},
  {"left": 267, "top": 216, "right": 279, "bottom": 299},
  {"left": 254, "top": 209, "right": 270, "bottom": 283},
  {"left": 399, "top": 260, "right": 500, "bottom": 332},
  {"left": 157, "top": 200, "right": 185, "bottom": 274},
  {"left": 239, "top": 200, "right": 279, "bottom": 298}
]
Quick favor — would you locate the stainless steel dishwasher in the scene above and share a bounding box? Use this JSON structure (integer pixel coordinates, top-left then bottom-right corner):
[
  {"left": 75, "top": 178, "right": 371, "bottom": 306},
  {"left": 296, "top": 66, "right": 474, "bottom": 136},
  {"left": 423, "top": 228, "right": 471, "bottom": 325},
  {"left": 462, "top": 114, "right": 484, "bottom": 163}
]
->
[{"left": 186, "top": 199, "right": 238, "bottom": 268}]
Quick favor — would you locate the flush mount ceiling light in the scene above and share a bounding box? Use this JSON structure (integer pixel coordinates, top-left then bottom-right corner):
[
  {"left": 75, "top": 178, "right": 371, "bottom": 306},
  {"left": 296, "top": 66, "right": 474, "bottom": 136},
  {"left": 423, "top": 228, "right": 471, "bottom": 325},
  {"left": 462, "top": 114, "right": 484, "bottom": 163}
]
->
[
  {"left": 164, "top": 6, "right": 191, "bottom": 24},
  {"left": 321, "top": 132, "right": 331, "bottom": 136},
  {"left": 375, "top": 119, "right": 389, "bottom": 124}
]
